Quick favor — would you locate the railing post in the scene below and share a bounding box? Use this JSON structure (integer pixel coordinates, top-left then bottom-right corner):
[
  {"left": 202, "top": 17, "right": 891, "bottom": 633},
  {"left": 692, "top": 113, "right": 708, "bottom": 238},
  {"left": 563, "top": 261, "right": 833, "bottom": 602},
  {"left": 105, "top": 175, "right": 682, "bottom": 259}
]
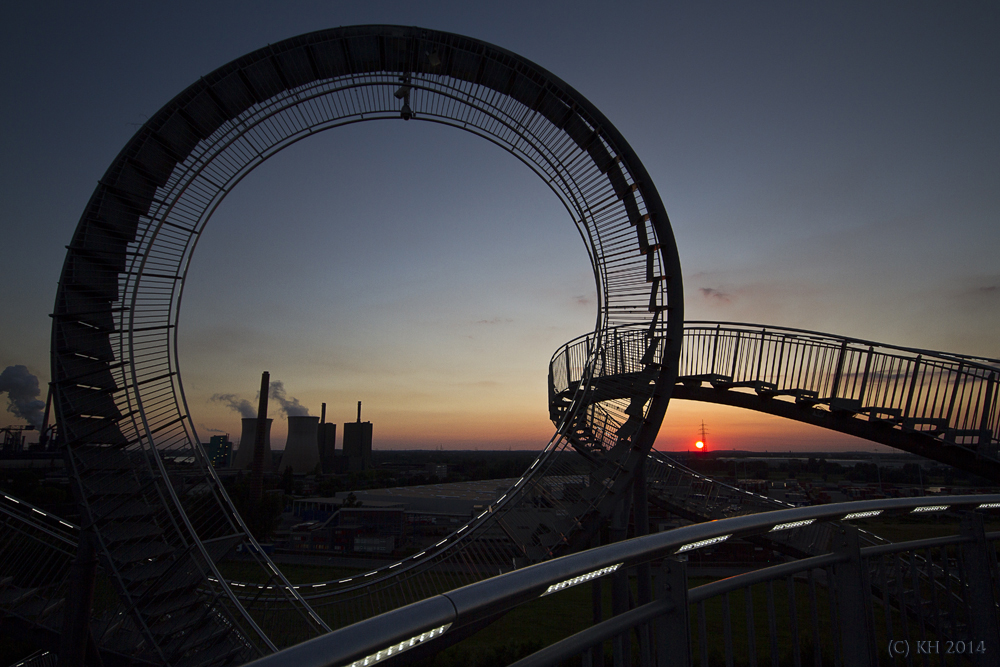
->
[
  {"left": 830, "top": 339, "right": 847, "bottom": 401},
  {"left": 959, "top": 512, "right": 1000, "bottom": 666},
  {"left": 977, "top": 373, "right": 996, "bottom": 456},
  {"left": 611, "top": 492, "right": 632, "bottom": 667},
  {"left": 654, "top": 559, "right": 690, "bottom": 667},
  {"left": 902, "top": 355, "right": 922, "bottom": 419},
  {"left": 729, "top": 331, "right": 741, "bottom": 380},
  {"left": 857, "top": 346, "right": 873, "bottom": 407},
  {"left": 832, "top": 525, "right": 875, "bottom": 667},
  {"left": 633, "top": 459, "right": 653, "bottom": 667}
]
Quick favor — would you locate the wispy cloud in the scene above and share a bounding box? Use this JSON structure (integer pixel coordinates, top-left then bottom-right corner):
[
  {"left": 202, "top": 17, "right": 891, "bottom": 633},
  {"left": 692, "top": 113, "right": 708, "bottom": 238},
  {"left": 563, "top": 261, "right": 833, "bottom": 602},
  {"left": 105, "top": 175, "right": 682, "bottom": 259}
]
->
[
  {"left": 473, "top": 317, "right": 513, "bottom": 325},
  {"left": 199, "top": 423, "right": 226, "bottom": 433},
  {"left": 699, "top": 287, "right": 732, "bottom": 304}
]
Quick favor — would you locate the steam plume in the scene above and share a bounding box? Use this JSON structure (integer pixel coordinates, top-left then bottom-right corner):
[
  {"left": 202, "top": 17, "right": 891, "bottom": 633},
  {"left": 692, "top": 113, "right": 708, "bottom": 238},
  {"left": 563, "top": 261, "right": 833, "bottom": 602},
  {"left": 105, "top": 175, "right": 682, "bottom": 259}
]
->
[
  {"left": 0, "top": 365, "right": 45, "bottom": 430},
  {"left": 211, "top": 393, "right": 256, "bottom": 418},
  {"left": 269, "top": 380, "right": 309, "bottom": 417}
]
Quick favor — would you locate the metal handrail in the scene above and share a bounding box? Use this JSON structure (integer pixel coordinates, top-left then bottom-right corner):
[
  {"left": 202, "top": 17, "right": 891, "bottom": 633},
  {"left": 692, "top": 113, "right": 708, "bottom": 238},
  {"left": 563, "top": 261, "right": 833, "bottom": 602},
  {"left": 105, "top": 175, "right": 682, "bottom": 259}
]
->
[
  {"left": 684, "top": 321, "right": 1000, "bottom": 369},
  {"left": 241, "top": 494, "right": 1000, "bottom": 667}
]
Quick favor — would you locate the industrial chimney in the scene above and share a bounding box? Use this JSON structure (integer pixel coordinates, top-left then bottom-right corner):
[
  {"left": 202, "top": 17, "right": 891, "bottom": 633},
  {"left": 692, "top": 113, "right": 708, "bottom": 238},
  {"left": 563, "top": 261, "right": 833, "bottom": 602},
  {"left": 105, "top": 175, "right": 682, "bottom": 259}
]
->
[
  {"left": 278, "top": 415, "right": 320, "bottom": 475},
  {"left": 233, "top": 417, "right": 273, "bottom": 471}
]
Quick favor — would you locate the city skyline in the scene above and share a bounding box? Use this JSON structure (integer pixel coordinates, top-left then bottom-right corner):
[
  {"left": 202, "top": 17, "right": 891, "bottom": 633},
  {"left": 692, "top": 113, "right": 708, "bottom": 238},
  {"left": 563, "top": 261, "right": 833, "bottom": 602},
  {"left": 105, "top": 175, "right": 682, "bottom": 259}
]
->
[{"left": 1, "top": 2, "right": 997, "bottom": 452}]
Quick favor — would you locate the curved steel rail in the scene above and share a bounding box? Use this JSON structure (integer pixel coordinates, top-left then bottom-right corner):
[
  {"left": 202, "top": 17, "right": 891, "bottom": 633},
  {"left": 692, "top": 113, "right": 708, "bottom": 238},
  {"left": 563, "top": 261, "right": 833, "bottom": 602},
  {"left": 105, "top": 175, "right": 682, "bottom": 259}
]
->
[
  {"left": 51, "top": 25, "right": 682, "bottom": 664},
  {"left": 238, "top": 494, "right": 1000, "bottom": 667},
  {"left": 675, "top": 321, "right": 1000, "bottom": 478},
  {"left": 551, "top": 322, "right": 1000, "bottom": 479}
]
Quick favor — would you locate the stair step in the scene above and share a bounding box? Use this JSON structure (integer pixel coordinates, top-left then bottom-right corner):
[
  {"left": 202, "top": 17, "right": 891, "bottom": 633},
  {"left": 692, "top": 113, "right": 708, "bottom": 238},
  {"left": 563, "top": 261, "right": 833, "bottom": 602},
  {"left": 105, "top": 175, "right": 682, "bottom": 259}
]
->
[
  {"left": 112, "top": 540, "right": 175, "bottom": 566},
  {"left": 93, "top": 497, "right": 155, "bottom": 521},
  {"left": 102, "top": 521, "right": 164, "bottom": 544},
  {"left": 140, "top": 588, "right": 202, "bottom": 618}
]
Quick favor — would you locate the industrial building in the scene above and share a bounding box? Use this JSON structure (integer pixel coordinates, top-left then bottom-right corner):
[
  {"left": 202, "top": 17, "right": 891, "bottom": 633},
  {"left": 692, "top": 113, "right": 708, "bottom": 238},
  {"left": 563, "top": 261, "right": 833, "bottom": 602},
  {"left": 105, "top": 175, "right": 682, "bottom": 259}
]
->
[
  {"left": 278, "top": 415, "right": 320, "bottom": 475},
  {"left": 202, "top": 434, "right": 232, "bottom": 468},
  {"left": 343, "top": 401, "right": 372, "bottom": 472},
  {"left": 232, "top": 417, "right": 273, "bottom": 471}
]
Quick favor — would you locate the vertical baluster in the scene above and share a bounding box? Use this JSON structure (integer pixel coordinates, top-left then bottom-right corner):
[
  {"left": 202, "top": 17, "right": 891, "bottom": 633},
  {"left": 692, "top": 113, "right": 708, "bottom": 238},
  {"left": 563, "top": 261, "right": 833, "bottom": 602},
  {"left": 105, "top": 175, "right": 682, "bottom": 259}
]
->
[
  {"left": 711, "top": 324, "right": 721, "bottom": 376},
  {"left": 730, "top": 330, "right": 741, "bottom": 381},
  {"left": 745, "top": 585, "right": 757, "bottom": 667},
  {"left": 755, "top": 328, "right": 767, "bottom": 386},
  {"left": 894, "top": 554, "right": 915, "bottom": 667},
  {"left": 723, "top": 591, "right": 734, "bottom": 667},
  {"left": 826, "top": 565, "right": 841, "bottom": 667},
  {"left": 806, "top": 569, "right": 822, "bottom": 667},
  {"left": 699, "top": 601, "right": 709, "bottom": 667},
  {"left": 787, "top": 575, "right": 802, "bottom": 667},
  {"left": 903, "top": 356, "right": 922, "bottom": 420},
  {"left": 767, "top": 580, "right": 779, "bottom": 667},
  {"left": 923, "top": 548, "right": 944, "bottom": 667},
  {"left": 878, "top": 554, "right": 896, "bottom": 663},
  {"left": 908, "top": 552, "right": 928, "bottom": 667}
]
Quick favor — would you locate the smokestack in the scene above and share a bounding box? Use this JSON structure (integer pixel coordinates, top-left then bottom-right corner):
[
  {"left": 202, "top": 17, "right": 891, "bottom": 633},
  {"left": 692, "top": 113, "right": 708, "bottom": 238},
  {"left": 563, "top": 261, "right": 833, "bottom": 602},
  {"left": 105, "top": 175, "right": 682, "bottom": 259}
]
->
[
  {"left": 357, "top": 401, "right": 362, "bottom": 423},
  {"left": 279, "top": 415, "right": 320, "bottom": 475},
  {"left": 321, "top": 403, "right": 326, "bottom": 424},
  {"left": 250, "top": 371, "right": 270, "bottom": 504}
]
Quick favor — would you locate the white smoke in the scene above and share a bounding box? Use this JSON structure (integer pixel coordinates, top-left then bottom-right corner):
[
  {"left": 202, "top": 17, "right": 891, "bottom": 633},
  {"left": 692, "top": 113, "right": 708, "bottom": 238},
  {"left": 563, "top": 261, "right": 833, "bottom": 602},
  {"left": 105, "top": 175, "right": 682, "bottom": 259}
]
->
[
  {"left": 211, "top": 393, "right": 256, "bottom": 418},
  {"left": 269, "top": 380, "right": 309, "bottom": 417},
  {"left": 0, "top": 365, "right": 45, "bottom": 430}
]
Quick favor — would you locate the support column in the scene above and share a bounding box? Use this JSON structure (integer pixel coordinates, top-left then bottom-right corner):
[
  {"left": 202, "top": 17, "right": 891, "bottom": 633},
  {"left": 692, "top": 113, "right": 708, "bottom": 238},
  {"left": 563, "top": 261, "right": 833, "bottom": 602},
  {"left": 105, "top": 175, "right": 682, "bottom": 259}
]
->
[
  {"left": 610, "top": 489, "right": 632, "bottom": 667},
  {"left": 654, "top": 559, "right": 690, "bottom": 667},
  {"left": 832, "top": 525, "right": 875, "bottom": 667},
  {"left": 633, "top": 458, "right": 653, "bottom": 667},
  {"left": 960, "top": 512, "right": 1000, "bottom": 667},
  {"left": 59, "top": 530, "right": 102, "bottom": 666}
]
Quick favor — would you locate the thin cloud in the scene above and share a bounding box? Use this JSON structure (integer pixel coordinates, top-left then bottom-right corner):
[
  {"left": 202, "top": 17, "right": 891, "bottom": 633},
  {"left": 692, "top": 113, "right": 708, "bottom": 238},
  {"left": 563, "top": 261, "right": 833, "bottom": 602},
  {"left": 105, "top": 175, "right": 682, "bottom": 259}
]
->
[
  {"left": 699, "top": 287, "right": 732, "bottom": 304},
  {"left": 473, "top": 317, "right": 513, "bottom": 325}
]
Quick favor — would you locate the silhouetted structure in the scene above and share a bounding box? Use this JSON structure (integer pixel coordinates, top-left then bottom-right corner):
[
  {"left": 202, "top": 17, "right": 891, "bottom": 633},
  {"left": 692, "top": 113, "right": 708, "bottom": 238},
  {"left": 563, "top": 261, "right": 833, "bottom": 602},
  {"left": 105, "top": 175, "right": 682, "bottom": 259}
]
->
[
  {"left": 279, "top": 415, "right": 320, "bottom": 474},
  {"left": 343, "top": 401, "right": 372, "bottom": 472},
  {"left": 318, "top": 402, "right": 337, "bottom": 474},
  {"left": 233, "top": 417, "right": 273, "bottom": 471},
  {"left": 202, "top": 433, "right": 232, "bottom": 467}
]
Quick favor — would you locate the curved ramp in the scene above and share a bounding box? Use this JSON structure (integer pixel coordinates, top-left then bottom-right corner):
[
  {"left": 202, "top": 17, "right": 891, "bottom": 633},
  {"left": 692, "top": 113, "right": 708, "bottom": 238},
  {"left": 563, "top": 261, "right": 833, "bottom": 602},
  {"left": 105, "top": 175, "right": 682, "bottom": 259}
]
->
[
  {"left": 51, "top": 25, "right": 682, "bottom": 664},
  {"left": 674, "top": 322, "right": 1000, "bottom": 479}
]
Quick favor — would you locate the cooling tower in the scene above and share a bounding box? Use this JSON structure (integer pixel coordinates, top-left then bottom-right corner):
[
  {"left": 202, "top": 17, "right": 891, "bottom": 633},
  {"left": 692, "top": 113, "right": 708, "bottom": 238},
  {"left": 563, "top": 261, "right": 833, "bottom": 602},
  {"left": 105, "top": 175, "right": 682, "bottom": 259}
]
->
[
  {"left": 278, "top": 415, "right": 320, "bottom": 475},
  {"left": 233, "top": 418, "right": 273, "bottom": 471}
]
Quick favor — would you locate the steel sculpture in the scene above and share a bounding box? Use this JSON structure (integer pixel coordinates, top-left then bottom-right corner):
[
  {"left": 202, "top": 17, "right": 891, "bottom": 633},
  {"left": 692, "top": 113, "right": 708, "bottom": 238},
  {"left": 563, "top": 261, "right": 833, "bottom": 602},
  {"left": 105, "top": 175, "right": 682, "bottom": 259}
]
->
[{"left": 51, "top": 25, "right": 681, "bottom": 664}]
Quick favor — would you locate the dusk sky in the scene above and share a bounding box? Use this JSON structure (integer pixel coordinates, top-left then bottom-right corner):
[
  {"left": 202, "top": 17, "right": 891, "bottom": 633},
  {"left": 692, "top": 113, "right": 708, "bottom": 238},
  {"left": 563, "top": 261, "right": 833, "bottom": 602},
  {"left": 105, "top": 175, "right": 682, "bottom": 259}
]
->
[{"left": 1, "top": 2, "right": 997, "bottom": 453}]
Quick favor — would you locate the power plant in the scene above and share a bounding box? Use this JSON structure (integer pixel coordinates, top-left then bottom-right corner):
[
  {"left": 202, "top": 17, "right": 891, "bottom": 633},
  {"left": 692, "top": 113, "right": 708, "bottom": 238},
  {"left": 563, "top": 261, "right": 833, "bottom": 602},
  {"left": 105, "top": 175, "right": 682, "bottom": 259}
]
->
[
  {"left": 343, "top": 401, "right": 373, "bottom": 472},
  {"left": 232, "top": 417, "right": 273, "bottom": 471},
  {"left": 278, "top": 415, "right": 320, "bottom": 474},
  {"left": 228, "top": 394, "right": 371, "bottom": 474}
]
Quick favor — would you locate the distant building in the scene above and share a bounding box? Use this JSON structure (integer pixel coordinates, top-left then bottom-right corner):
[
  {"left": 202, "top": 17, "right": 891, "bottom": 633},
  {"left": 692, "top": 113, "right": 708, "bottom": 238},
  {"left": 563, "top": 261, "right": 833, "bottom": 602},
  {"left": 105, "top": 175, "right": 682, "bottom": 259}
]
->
[
  {"left": 343, "top": 401, "right": 372, "bottom": 472},
  {"left": 202, "top": 434, "right": 233, "bottom": 468},
  {"left": 318, "top": 422, "right": 337, "bottom": 474}
]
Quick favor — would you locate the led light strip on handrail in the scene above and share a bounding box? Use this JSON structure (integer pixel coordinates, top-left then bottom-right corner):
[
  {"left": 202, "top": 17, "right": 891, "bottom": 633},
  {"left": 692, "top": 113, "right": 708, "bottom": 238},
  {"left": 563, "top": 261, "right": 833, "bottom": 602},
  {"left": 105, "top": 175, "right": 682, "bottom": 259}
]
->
[
  {"left": 770, "top": 519, "right": 815, "bottom": 532},
  {"left": 911, "top": 505, "right": 949, "bottom": 513},
  {"left": 542, "top": 563, "right": 622, "bottom": 596},
  {"left": 676, "top": 534, "right": 731, "bottom": 553},
  {"left": 345, "top": 623, "right": 451, "bottom": 667}
]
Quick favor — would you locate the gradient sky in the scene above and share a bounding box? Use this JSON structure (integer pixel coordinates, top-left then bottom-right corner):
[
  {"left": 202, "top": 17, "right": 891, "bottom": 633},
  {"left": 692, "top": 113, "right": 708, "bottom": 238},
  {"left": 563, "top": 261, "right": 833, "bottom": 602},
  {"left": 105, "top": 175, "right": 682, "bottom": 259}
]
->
[{"left": 1, "top": 2, "right": 998, "bottom": 453}]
